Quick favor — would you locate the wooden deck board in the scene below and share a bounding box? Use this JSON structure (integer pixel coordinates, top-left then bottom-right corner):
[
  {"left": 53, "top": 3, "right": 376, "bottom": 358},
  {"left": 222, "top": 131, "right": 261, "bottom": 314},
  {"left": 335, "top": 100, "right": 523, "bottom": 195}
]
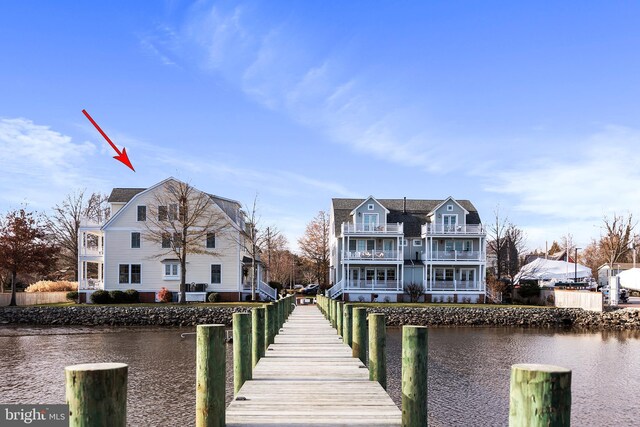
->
[{"left": 225, "top": 305, "right": 401, "bottom": 427}]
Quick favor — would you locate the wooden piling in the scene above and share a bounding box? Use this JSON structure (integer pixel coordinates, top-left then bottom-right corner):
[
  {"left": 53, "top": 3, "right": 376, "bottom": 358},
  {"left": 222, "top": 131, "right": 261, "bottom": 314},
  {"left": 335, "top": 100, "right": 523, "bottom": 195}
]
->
[
  {"left": 369, "top": 313, "right": 386, "bottom": 390},
  {"left": 252, "top": 307, "right": 265, "bottom": 367},
  {"left": 65, "top": 362, "right": 128, "bottom": 427},
  {"left": 401, "top": 325, "right": 428, "bottom": 427},
  {"left": 352, "top": 307, "right": 367, "bottom": 363},
  {"left": 343, "top": 303, "right": 353, "bottom": 347},
  {"left": 195, "top": 324, "right": 226, "bottom": 427},
  {"left": 336, "top": 301, "right": 344, "bottom": 337},
  {"left": 233, "top": 313, "right": 252, "bottom": 395},
  {"left": 509, "top": 364, "right": 572, "bottom": 427},
  {"left": 265, "top": 303, "right": 276, "bottom": 349}
]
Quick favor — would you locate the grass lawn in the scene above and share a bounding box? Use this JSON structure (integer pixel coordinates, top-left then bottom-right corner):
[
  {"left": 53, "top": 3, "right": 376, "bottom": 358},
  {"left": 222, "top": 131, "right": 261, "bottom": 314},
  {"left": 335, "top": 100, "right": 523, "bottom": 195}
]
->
[{"left": 350, "top": 302, "right": 548, "bottom": 309}]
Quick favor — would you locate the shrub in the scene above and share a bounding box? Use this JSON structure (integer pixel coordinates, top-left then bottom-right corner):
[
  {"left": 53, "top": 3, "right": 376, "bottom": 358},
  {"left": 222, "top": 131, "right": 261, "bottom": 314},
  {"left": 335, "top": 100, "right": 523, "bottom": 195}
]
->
[
  {"left": 446, "top": 296, "right": 453, "bottom": 303},
  {"left": 207, "top": 292, "right": 220, "bottom": 303},
  {"left": 157, "top": 287, "right": 172, "bottom": 303},
  {"left": 109, "top": 290, "right": 127, "bottom": 304},
  {"left": 25, "top": 280, "right": 78, "bottom": 293},
  {"left": 90, "top": 290, "right": 111, "bottom": 304},
  {"left": 462, "top": 297, "right": 472, "bottom": 304},
  {"left": 546, "top": 294, "right": 555, "bottom": 306},
  {"left": 125, "top": 289, "right": 140, "bottom": 303},
  {"left": 66, "top": 291, "right": 78, "bottom": 301},
  {"left": 383, "top": 296, "right": 391, "bottom": 303},
  {"left": 358, "top": 296, "right": 365, "bottom": 302},
  {"left": 404, "top": 283, "right": 424, "bottom": 303}
]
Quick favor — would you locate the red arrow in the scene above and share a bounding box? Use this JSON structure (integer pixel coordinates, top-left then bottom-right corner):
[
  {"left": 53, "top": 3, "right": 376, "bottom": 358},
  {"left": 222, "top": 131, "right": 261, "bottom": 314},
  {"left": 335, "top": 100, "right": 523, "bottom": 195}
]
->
[{"left": 82, "top": 109, "right": 135, "bottom": 172}]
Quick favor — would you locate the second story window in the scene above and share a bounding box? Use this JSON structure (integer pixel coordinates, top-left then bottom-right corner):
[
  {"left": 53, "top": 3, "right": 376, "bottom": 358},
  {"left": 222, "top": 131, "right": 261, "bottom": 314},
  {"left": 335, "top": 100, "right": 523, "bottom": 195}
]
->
[
  {"left": 162, "top": 233, "right": 171, "bottom": 249},
  {"left": 413, "top": 239, "right": 422, "bottom": 247},
  {"left": 206, "top": 233, "right": 216, "bottom": 249},
  {"left": 158, "top": 206, "right": 168, "bottom": 221},
  {"left": 131, "top": 232, "right": 141, "bottom": 248},
  {"left": 137, "top": 206, "right": 146, "bottom": 221}
]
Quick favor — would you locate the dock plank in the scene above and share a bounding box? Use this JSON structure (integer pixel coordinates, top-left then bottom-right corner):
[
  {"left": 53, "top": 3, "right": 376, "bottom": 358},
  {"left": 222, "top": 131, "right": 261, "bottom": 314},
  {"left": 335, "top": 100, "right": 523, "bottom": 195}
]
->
[{"left": 225, "top": 305, "right": 401, "bottom": 426}]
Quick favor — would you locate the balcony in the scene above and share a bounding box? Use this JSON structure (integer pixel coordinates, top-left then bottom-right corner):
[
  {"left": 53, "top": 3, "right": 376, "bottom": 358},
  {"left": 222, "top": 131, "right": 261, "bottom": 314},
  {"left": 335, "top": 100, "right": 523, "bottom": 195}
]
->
[
  {"left": 422, "top": 224, "right": 485, "bottom": 235},
  {"left": 422, "top": 250, "right": 484, "bottom": 262},
  {"left": 344, "top": 279, "right": 402, "bottom": 292},
  {"left": 79, "top": 246, "right": 103, "bottom": 257},
  {"left": 342, "top": 222, "right": 403, "bottom": 235},
  {"left": 79, "top": 279, "right": 104, "bottom": 290},
  {"left": 343, "top": 250, "right": 402, "bottom": 262}
]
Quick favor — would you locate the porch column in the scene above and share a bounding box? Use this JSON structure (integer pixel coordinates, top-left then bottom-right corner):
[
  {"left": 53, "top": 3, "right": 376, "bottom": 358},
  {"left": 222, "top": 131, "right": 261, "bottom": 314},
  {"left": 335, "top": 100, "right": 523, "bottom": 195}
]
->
[{"left": 98, "top": 263, "right": 103, "bottom": 285}]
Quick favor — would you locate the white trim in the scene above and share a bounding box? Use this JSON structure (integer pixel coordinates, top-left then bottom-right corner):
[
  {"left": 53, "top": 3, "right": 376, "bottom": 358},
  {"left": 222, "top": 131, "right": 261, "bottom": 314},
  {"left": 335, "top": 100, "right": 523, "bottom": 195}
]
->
[
  {"left": 118, "top": 263, "right": 142, "bottom": 285},
  {"left": 367, "top": 204, "right": 374, "bottom": 210},
  {"left": 446, "top": 204, "right": 453, "bottom": 211},
  {"left": 136, "top": 205, "right": 147, "bottom": 222},
  {"left": 130, "top": 231, "right": 141, "bottom": 249},
  {"left": 163, "top": 262, "right": 180, "bottom": 280},
  {"left": 412, "top": 239, "right": 422, "bottom": 247},
  {"left": 210, "top": 263, "right": 222, "bottom": 285},
  {"left": 428, "top": 196, "right": 469, "bottom": 215}
]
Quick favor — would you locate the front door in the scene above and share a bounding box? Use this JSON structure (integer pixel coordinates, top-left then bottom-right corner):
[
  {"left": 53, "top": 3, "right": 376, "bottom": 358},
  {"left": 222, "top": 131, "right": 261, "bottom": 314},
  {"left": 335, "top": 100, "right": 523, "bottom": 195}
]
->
[
  {"left": 460, "top": 269, "right": 475, "bottom": 289},
  {"left": 443, "top": 214, "right": 457, "bottom": 232},
  {"left": 365, "top": 268, "right": 375, "bottom": 285}
]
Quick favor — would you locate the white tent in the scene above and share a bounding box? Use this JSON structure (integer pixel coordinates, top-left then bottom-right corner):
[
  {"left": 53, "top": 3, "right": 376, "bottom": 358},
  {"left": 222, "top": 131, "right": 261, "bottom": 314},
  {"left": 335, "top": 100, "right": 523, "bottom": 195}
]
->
[
  {"left": 514, "top": 258, "right": 592, "bottom": 284},
  {"left": 616, "top": 268, "right": 640, "bottom": 291}
]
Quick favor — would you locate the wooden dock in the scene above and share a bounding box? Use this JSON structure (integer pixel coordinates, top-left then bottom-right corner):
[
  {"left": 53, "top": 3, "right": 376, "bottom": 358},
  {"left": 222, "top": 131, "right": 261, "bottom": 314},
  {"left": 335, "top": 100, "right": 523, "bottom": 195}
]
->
[{"left": 225, "top": 305, "right": 401, "bottom": 426}]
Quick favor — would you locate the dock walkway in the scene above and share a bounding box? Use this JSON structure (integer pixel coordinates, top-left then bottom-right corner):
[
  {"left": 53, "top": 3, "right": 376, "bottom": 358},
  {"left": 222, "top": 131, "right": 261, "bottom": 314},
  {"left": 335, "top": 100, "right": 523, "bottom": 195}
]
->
[{"left": 226, "top": 305, "right": 401, "bottom": 426}]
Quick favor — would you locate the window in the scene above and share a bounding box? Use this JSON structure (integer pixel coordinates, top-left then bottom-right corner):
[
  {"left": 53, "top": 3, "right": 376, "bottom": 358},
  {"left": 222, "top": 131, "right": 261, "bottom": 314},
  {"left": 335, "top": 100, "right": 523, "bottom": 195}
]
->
[
  {"left": 211, "top": 264, "right": 221, "bottom": 284},
  {"left": 137, "top": 206, "right": 146, "bottom": 221},
  {"left": 445, "top": 240, "right": 454, "bottom": 251},
  {"left": 447, "top": 204, "right": 453, "bottom": 211},
  {"left": 206, "top": 233, "right": 216, "bottom": 249},
  {"left": 400, "top": 238, "right": 408, "bottom": 247},
  {"left": 367, "top": 204, "right": 374, "bottom": 210},
  {"left": 387, "top": 268, "right": 396, "bottom": 281},
  {"left": 161, "top": 233, "right": 171, "bottom": 249},
  {"left": 119, "top": 264, "right": 141, "bottom": 284},
  {"left": 413, "top": 239, "right": 422, "bottom": 247},
  {"left": 131, "top": 264, "right": 141, "bottom": 284},
  {"left": 377, "top": 269, "right": 385, "bottom": 281},
  {"left": 173, "top": 232, "right": 181, "bottom": 249},
  {"left": 131, "top": 232, "right": 141, "bottom": 249},
  {"left": 454, "top": 240, "right": 472, "bottom": 251},
  {"left": 158, "top": 205, "right": 168, "bottom": 221},
  {"left": 119, "top": 264, "right": 129, "bottom": 284},
  {"left": 168, "top": 204, "right": 178, "bottom": 221},
  {"left": 164, "top": 263, "right": 179, "bottom": 279},
  {"left": 349, "top": 240, "right": 356, "bottom": 252}
]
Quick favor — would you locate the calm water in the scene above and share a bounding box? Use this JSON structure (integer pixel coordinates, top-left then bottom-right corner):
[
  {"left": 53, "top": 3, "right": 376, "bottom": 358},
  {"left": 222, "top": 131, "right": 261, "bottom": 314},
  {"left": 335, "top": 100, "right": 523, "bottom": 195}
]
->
[{"left": 1, "top": 325, "right": 639, "bottom": 426}]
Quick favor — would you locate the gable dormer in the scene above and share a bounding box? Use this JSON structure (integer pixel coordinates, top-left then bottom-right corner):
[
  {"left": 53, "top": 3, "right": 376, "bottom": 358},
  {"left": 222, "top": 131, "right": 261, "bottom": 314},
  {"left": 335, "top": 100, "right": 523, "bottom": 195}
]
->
[
  {"left": 427, "top": 196, "right": 469, "bottom": 228},
  {"left": 350, "top": 196, "right": 389, "bottom": 228}
]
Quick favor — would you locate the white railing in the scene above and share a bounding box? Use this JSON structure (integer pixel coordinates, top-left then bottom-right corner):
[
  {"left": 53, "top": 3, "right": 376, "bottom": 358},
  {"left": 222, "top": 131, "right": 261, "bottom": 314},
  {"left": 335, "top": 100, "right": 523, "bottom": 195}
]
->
[
  {"left": 79, "top": 246, "right": 103, "bottom": 257},
  {"left": 343, "top": 250, "right": 402, "bottom": 261},
  {"left": 422, "top": 224, "right": 485, "bottom": 235},
  {"left": 425, "top": 280, "right": 482, "bottom": 291},
  {"left": 258, "top": 280, "right": 277, "bottom": 301},
  {"left": 344, "top": 280, "right": 402, "bottom": 292},
  {"left": 79, "top": 279, "right": 104, "bottom": 290},
  {"left": 422, "top": 250, "right": 483, "bottom": 261},
  {"left": 341, "top": 222, "right": 403, "bottom": 234},
  {"left": 328, "top": 280, "right": 344, "bottom": 299}
]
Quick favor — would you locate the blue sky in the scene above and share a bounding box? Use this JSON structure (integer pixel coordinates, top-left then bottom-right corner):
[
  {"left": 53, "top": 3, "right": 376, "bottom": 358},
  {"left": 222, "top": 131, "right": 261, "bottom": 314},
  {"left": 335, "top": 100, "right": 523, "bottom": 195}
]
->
[{"left": 2, "top": 1, "right": 640, "bottom": 251}]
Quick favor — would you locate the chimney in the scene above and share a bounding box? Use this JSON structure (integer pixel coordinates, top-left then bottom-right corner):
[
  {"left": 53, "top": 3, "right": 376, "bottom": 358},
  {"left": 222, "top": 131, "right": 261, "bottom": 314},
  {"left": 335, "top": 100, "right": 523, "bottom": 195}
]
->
[{"left": 403, "top": 197, "right": 407, "bottom": 214}]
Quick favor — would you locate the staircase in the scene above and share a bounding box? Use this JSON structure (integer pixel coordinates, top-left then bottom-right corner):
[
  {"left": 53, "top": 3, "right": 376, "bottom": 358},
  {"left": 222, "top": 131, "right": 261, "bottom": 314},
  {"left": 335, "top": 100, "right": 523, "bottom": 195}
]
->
[
  {"left": 258, "top": 280, "right": 278, "bottom": 301},
  {"left": 327, "top": 280, "right": 344, "bottom": 299}
]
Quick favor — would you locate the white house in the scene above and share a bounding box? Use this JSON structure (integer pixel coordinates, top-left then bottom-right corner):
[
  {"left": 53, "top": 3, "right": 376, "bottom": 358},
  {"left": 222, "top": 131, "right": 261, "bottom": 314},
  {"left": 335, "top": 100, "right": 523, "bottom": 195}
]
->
[
  {"left": 328, "top": 196, "right": 487, "bottom": 302},
  {"left": 77, "top": 177, "right": 276, "bottom": 302}
]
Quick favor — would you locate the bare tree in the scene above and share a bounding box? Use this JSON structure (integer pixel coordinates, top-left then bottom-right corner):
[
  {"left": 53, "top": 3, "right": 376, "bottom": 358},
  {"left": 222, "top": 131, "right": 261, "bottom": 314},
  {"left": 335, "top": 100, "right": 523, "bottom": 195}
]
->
[
  {"left": 298, "top": 211, "right": 330, "bottom": 287},
  {"left": 0, "top": 209, "right": 58, "bottom": 306},
  {"left": 599, "top": 213, "right": 635, "bottom": 275},
  {"left": 504, "top": 224, "right": 527, "bottom": 284},
  {"left": 261, "top": 227, "right": 284, "bottom": 283},
  {"left": 486, "top": 207, "right": 509, "bottom": 279},
  {"left": 582, "top": 238, "right": 607, "bottom": 279},
  {"left": 45, "top": 190, "right": 110, "bottom": 280},
  {"left": 143, "top": 180, "right": 230, "bottom": 303}
]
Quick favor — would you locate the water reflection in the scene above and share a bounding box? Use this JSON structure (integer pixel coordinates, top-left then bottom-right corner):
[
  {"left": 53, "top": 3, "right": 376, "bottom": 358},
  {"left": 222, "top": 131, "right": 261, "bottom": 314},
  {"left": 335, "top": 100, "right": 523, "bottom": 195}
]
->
[{"left": 0, "top": 326, "right": 638, "bottom": 426}]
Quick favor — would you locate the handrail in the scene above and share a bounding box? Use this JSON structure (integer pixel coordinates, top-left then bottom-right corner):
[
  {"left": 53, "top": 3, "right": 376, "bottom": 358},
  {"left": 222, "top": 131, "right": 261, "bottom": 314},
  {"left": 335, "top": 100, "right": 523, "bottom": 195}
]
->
[
  {"left": 328, "top": 280, "right": 344, "bottom": 299},
  {"left": 258, "top": 280, "right": 277, "bottom": 301}
]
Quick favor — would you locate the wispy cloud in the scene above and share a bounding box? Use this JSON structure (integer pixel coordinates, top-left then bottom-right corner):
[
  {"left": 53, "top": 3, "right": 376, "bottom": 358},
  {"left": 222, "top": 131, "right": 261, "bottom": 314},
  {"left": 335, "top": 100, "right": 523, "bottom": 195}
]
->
[
  {"left": 0, "top": 117, "right": 107, "bottom": 208},
  {"left": 484, "top": 125, "right": 640, "bottom": 240},
  {"left": 150, "top": 2, "right": 458, "bottom": 174}
]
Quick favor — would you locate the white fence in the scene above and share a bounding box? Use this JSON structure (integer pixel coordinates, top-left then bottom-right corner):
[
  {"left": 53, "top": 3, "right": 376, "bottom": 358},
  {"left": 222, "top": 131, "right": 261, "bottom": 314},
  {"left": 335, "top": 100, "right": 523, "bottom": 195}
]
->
[
  {"left": 554, "top": 290, "right": 603, "bottom": 312},
  {"left": 0, "top": 292, "right": 69, "bottom": 306}
]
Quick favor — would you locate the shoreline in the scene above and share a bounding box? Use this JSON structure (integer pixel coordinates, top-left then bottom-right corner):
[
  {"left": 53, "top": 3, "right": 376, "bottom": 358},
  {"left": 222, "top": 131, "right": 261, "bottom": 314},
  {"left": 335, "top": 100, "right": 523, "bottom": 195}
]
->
[{"left": 1, "top": 304, "right": 639, "bottom": 330}]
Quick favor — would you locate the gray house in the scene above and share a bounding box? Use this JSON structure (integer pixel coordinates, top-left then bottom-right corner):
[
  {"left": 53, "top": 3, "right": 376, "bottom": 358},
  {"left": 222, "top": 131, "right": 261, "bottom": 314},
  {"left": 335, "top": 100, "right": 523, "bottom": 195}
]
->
[{"left": 328, "top": 196, "right": 487, "bottom": 302}]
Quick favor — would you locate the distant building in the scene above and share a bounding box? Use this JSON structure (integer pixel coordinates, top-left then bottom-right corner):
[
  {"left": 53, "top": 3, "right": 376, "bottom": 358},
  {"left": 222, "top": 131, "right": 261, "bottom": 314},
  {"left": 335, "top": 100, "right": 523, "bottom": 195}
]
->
[
  {"left": 77, "top": 177, "right": 276, "bottom": 302},
  {"left": 328, "top": 196, "right": 487, "bottom": 303},
  {"left": 597, "top": 263, "right": 635, "bottom": 287}
]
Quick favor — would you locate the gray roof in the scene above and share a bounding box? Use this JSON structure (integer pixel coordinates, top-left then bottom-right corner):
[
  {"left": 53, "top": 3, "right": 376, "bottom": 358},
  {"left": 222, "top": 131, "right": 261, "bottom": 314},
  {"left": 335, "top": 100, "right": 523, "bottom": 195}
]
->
[
  {"left": 331, "top": 198, "right": 481, "bottom": 237},
  {"left": 107, "top": 188, "right": 146, "bottom": 203}
]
